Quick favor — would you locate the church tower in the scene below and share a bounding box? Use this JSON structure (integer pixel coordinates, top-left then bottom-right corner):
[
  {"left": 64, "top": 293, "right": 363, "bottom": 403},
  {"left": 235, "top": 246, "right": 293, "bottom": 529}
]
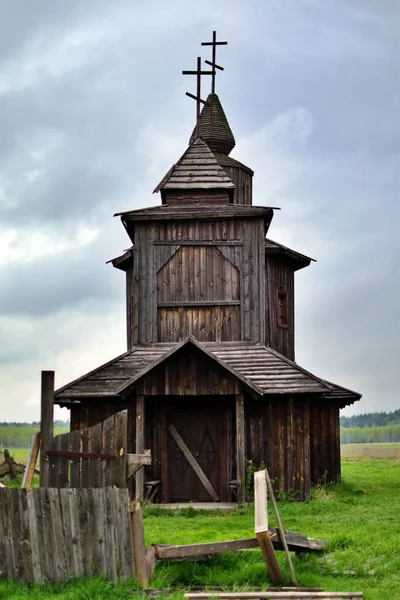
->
[{"left": 55, "top": 33, "right": 361, "bottom": 504}]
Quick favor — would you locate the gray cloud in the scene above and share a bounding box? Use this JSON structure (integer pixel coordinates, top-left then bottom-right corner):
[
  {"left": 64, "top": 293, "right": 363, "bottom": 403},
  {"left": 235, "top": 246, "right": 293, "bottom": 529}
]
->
[{"left": 0, "top": 0, "right": 398, "bottom": 419}]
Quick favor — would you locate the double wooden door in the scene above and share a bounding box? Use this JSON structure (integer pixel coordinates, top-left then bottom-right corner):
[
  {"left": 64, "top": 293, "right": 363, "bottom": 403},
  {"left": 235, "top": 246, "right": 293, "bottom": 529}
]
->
[{"left": 163, "top": 406, "right": 227, "bottom": 502}]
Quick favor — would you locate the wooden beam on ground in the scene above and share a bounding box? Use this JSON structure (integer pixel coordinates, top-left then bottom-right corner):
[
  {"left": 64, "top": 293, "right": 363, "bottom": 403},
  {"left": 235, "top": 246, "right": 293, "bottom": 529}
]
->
[
  {"left": 185, "top": 593, "right": 364, "bottom": 599},
  {"left": 40, "top": 370, "right": 54, "bottom": 488},
  {"left": 235, "top": 394, "right": 246, "bottom": 503},
  {"left": 135, "top": 395, "right": 145, "bottom": 502},
  {"left": 127, "top": 453, "right": 152, "bottom": 478},
  {"left": 168, "top": 424, "right": 219, "bottom": 502},
  {"left": 155, "top": 528, "right": 326, "bottom": 561},
  {"left": 264, "top": 468, "right": 297, "bottom": 587},
  {"left": 254, "top": 470, "right": 284, "bottom": 585},
  {"left": 22, "top": 432, "right": 40, "bottom": 490},
  {"left": 131, "top": 502, "right": 149, "bottom": 588}
]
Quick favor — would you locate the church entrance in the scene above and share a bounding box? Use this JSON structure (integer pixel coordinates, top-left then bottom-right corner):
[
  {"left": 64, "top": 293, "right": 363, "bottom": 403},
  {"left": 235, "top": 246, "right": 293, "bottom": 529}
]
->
[{"left": 161, "top": 400, "right": 229, "bottom": 502}]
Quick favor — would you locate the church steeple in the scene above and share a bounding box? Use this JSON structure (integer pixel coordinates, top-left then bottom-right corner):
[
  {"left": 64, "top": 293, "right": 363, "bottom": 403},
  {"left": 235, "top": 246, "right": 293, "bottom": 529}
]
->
[{"left": 189, "top": 93, "right": 235, "bottom": 155}]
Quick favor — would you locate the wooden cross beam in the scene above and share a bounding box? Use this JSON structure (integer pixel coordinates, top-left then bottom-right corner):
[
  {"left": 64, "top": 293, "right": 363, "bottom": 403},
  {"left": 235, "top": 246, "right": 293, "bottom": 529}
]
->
[
  {"left": 182, "top": 56, "right": 213, "bottom": 137},
  {"left": 201, "top": 30, "right": 227, "bottom": 94}
]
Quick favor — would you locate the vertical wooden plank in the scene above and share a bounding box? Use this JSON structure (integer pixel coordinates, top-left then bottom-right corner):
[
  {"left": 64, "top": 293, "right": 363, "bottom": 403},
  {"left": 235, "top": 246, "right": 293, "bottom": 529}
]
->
[
  {"left": 80, "top": 426, "right": 91, "bottom": 488},
  {"left": 102, "top": 488, "right": 118, "bottom": 581},
  {"left": 17, "top": 489, "right": 33, "bottom": 581},
  {"left": 48, "top": 432, "right": 61, "bottom": 488},
  {"left": 69, "top": 429, "right": 81, "bottom": 488},
  {"left": 111, "top": 489, "right": 134, "bottom": 579},
  {"left": 26, "top": 490, "right": 43, "bottom": 583},
  {"left": 102, "top": 414, "right": 115, "bottom": 487},
  {"left": 66, "top": 489, "right": 84, "bottom": 576},
  {"left": 47, "top": 488, "right": 68, "bottom": 581},
  {"left": 236, "top": 393, "right": 246, "bottom": 503},
  {"left": 35, "top": 488, "right": 51, "bottom": 580},
  {"left": 112, "top": 409, "right": 128, "bottom": 488},
  {"left": 91, "top": 421, "right": 103, "bottom": 488},
  {"left": 135, "top": 395, "right": 145, "bottom": 501},
  {"left": 77, "top": 488, "right": 91, "bottom": 576},
  {"left": 40, "top": 370, "right": 54, "bottom": 488}
]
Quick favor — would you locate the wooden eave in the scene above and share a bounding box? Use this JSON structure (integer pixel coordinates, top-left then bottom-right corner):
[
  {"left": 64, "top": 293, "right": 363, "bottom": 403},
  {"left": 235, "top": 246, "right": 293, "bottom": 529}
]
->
[
  {"left": 320, "top": 379, "right": 362, "bottom": 408},
  {"left": 265, "top": 239, "right": 315, "bottom": 271},
  {"left": 107, "top": 248, "right": 134, "bottom": 271},
  {"left": 115, "top": 205, "right": 276, "bottom": 222}
]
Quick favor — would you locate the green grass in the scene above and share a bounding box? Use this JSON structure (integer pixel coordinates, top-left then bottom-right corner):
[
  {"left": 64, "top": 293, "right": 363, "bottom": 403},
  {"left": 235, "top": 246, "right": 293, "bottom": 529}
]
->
[{"left": 1, "top": 446, "right": 399, "bottom": 599}]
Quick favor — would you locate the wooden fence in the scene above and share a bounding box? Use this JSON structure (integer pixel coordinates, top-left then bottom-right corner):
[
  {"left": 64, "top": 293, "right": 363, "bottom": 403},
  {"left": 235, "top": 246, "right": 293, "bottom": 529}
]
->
[
  {"left": 0, "top": 487, "right": 135, "bottom": 582},
  {"left": 47, "top": 411, "right": 127, "bottom": 489}
]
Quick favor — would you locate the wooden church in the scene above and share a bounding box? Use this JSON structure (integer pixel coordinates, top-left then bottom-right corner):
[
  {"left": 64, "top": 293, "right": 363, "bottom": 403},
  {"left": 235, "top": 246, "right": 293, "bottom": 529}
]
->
[{"left": 54, "top": 34, "right": 361, "bottom": 502}]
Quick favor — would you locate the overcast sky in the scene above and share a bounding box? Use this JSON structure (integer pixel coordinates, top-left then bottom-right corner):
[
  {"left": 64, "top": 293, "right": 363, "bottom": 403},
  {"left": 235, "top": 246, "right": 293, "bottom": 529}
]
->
[{"left": 0, "top": 0, "right": 398, "bottom": 421}]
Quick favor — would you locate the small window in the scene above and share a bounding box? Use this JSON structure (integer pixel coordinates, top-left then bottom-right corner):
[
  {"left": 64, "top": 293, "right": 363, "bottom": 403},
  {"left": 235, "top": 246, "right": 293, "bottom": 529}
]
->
[{"left": 277, "top": 287, "right": 289, "bottom": 328}]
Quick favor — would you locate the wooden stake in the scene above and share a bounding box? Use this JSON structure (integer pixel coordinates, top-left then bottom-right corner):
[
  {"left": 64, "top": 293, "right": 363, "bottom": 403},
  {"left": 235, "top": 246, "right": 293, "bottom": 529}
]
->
[
  {"left": 22, "top": 432, "right": 41, "bottom": 490},
  {"left": 254, "top": 470, "right": 284, "bottom": 585},
  {"left": 40, "top": 370, "right": 54, "bottom": 488},
  {"left": 265, "top": 468, "right": 298, "bottom": 587},
  {"left": 131, "top": 502, "right": 149, "bottom": 588}
]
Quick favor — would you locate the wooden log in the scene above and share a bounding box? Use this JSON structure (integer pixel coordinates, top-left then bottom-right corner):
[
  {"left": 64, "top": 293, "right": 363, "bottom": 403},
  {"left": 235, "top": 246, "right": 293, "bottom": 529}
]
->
[
  {"left": 264, "top": 468, "right": 297, "bottom": 586},
  {"left": 235, "top": 394, "right": 245, "bottom": 503},
  {"left": 135, "top": 396, "right": 145, "bottom": 502},
  {"left": 22, "top": 433, "right": 40, "bottom": 490},
  {"left": 168, "top": 424, "right": 219, "bottom": 502},
  {"left": 254, "top": 470, "right": 284, "bottom": 585},
  {"left": 40, "top": 371, "right": 54, "bottom": 488},
  {"left": 131, "top": 502, "right": 149, "bottom": 588},
  {"left": 185, "top": 593, "right": 364, "bottom": 599}
]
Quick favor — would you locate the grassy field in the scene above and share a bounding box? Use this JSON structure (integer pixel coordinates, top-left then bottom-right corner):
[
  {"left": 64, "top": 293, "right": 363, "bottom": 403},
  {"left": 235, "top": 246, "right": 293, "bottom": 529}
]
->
[{"left": 1, "top": 444, "right": 399, "bottom": 599}]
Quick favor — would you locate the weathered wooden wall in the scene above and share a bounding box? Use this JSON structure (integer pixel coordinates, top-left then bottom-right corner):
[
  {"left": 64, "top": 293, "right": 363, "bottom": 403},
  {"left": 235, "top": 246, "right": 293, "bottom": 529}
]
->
[
  {"left": 219, "top": 163, "right": 253, "bottom": 205},
  {"left": 0, "top": 488, "right": 134, "bottom": 582},
  {"left": 265, "top": 256, "right": 295, "bottom": 360},
  {"left": 246, "top": 395, "right": 311, "bottom": 500},
  {"left": 309, "top": 401, "right": 341, "bottom": 485},
  {"left": 127, "top": 217, "right": 266, "bottom": 346}
]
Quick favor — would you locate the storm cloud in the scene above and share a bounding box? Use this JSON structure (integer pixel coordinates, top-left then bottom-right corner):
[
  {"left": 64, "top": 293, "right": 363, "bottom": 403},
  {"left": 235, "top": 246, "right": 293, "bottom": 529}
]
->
[{"left": 0, "top": 0, "right": 399, "bottom": 419}]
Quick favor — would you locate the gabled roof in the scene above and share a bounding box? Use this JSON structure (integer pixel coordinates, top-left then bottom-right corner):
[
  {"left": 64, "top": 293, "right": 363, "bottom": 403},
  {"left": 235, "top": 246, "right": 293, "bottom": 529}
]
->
[
  {"left": 265, "top": 239, "right": 315, "bottom": 271},
  {"left": 188, "top": 93, "right": 236, "bottom": 155},
  {"left": 54, "top": 337, "right": 352, "bottom": 405},
  {"left": 153, "top": 137, "right": 235, "bottom": 195}
]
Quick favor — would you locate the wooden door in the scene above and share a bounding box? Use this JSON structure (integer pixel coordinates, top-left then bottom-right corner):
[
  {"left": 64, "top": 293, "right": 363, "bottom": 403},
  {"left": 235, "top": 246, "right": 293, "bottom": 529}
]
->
[{"left": 165, "top": 408, "right": 226, "bottom": 502}]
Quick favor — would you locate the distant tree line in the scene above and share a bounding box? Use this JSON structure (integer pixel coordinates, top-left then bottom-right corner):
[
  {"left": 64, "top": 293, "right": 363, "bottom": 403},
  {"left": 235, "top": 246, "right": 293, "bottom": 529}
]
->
[
  {"left": 340, "top": 409, "right": 400, "bottom": 429},
  {"left": 0, "top": 422, "right": 69, "bottom": 448},
  {"left": 340, "top": 424, "right": 400, "bottom": 444}
]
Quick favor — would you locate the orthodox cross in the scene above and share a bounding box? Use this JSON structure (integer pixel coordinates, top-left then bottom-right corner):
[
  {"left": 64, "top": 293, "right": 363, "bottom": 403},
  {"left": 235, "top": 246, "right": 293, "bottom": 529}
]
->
[
  {"left": 182, "top": 56, "right": 213, "bottom": 137},
  {"left": 201, "top": 31, "right": 227, "bottom": 94}
]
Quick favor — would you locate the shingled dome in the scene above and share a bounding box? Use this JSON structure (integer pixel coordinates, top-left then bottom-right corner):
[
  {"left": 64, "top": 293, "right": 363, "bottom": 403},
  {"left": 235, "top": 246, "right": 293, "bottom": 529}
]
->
[{"left": 189, "top": 93, "right": 235, "bottom": 155}]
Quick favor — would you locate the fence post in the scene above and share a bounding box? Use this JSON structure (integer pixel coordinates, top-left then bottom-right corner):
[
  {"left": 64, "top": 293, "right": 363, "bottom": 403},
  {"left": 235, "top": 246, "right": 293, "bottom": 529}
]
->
[{"left": 40, "top": 370, "right": 54, "bottom": 487}]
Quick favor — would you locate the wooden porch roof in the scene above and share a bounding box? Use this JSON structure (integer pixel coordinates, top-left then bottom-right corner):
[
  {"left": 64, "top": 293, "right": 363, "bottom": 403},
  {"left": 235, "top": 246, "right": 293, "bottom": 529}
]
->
[{"left": 54, "top": 337, "right": 360, "bottom": 406}]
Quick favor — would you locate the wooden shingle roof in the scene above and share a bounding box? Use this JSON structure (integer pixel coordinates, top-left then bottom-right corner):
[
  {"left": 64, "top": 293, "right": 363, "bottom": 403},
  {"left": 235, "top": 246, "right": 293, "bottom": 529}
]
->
[
  {"left": 153, "top": 137, "right": 235, "bottom": 194},
  {"left": 188, "top": 93, "right": 236, "bottom": 155},
  {"left": 54, "top": 337, "right": 360, "bottom": 406},
  {"left": 265, "top": 239, "right": 315, "bottom": 271}
]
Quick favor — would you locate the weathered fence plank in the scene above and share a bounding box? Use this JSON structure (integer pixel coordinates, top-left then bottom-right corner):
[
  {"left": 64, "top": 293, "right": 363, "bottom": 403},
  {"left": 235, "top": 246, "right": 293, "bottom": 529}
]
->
[
  {"left": 48, "top": 411, "right": 128, "bottom": 489},
  {"left": 0, "top": 488, "right": 135, "bottom": 582}
]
